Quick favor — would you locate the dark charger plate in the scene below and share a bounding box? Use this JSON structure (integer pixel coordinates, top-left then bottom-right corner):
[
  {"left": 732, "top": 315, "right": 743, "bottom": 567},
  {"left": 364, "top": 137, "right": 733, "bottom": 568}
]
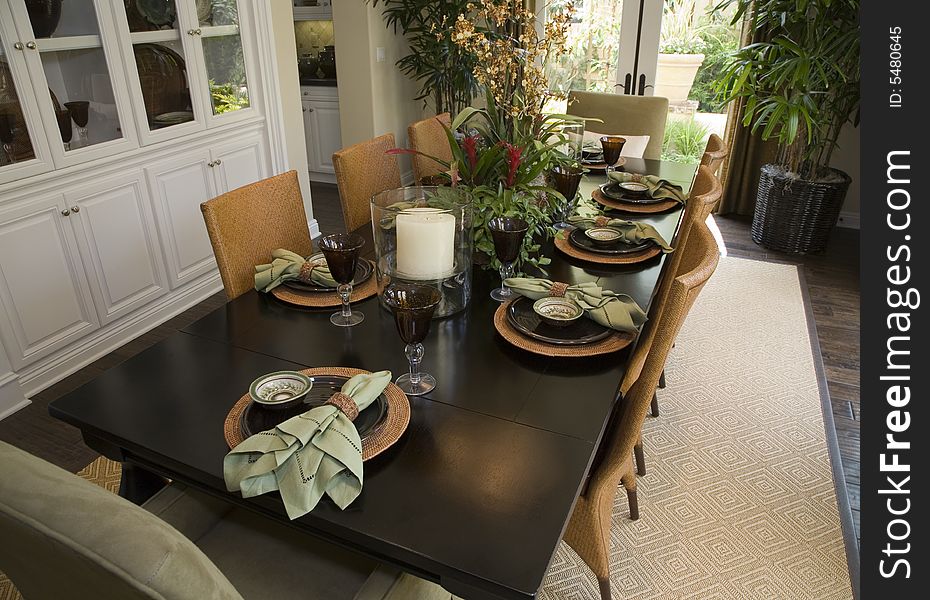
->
[
  {"left": 568, "top": 228, "right": 653, "bottom": 256},
  {"left": 241, "top": 375, "right": 388, "bottom": 439},
  {"left": 600, "top": 182, "right": 665, "bottom": 204},
  {"left": 506, "top": 296, "right": 611, "bottom": 346},
  {"left": 283, "top": 259, "right": 375, "bottom": 293}
]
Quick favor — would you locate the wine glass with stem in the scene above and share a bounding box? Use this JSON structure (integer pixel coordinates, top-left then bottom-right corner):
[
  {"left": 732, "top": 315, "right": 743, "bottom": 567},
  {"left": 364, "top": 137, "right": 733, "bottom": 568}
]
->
[
  {"left": 382, "top": 283, "right": 442, "bottom": 395},
  {"left": 548, "top": 164, "right": 584, "bottom": 230},
  {"left": 0, "top": 113, "right": 15, "bottom": 164},
  {"left": 56, "top": 109, "right": 73, "bottom": 151},
  {"left": 318, "top": 232, "right": 366, "bottom": 327},
  {"left": 488, "top": 216, "right": 529, "bottom": 302},
  {"left": 65, "top": 101, "right": 90, "bottom": 145},
  {"left": 599, "top": 135, "right": 626, "bottom": 182}
]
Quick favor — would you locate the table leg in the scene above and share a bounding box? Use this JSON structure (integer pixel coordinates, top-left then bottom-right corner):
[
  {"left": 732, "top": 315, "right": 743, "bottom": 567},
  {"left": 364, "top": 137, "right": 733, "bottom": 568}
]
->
[{"left": 118, "top": 462, "right": 167, "bottom": 505}]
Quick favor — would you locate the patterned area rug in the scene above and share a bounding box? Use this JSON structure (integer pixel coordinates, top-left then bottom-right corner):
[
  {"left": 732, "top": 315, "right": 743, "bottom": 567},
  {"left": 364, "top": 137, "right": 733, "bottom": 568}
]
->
[
  {"left": 1, "top": 257, "right": 851, "bottom": 599},
  {"left": 538, "top": 256, "right": 852, "bottom": 599}
]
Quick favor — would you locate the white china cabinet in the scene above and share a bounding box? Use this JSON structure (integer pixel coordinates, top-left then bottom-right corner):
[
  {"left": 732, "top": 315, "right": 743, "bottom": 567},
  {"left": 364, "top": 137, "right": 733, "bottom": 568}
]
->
[
  {"left": 0, "top": 0, "right": 289, "bottom": 414},
  {"left": 301, "top": 84, "right": 339, "bottom": 183}
]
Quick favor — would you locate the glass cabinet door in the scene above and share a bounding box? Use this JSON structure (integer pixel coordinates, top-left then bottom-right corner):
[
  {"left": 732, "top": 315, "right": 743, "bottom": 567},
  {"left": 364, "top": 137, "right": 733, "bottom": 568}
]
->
[
  {"left": 0, "top": 2, "right": 53, "bottom": 183},
  {"left": 118, "top": 0, "right": 199, "bottom": 138},
  {"left": 8, "top": 0, "right": 136, "bottom": 165},
  {"left": 190, "top": 0, "right": 255, "bottom": 122}
]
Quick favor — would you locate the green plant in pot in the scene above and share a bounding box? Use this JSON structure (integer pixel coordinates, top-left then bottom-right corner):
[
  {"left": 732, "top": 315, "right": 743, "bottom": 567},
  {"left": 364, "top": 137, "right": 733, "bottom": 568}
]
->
[
  {"left": 390, "top": 1, "right": 578, "bottom": 273},
  {"left": 655, "top": 0, "right": 708, "bottom": 103},
  {"left": 715, "top": 0, "right": 859, "bottom": 254},
  {"left": 368, "top": 0, "right": 486, "bottom": 115}
]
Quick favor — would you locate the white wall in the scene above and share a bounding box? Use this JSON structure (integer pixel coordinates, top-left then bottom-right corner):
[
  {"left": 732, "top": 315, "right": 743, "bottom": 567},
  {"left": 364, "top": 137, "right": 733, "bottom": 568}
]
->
[
  {"left": 830, "top": 122, "right": 860, "bottom": 229},
  {"left": 332, "top": 1, "right": 421, "bottom": 182},
  {"left": 268, "top": 1, "right": 315, "bottom": 224}
]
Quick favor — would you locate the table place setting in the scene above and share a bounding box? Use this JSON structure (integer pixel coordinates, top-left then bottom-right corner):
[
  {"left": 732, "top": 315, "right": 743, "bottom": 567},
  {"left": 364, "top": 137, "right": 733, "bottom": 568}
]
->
[
  {"left": 554, "top": 213, "right": 674, "bottom": 266},
  {"left": 493, "top": 277, "right": 646, "bottom": 357},
  {"left": 223, "top": 367, "right": 410, "bottom": 520},
  {"left": 254, "top": 235, "right": 378, "bottom": 318},
  {"left": 593, "top": 171, "right": 688, "bottom": 214},
  {"left": 579, "top": 135, "right": 627, "bottom": 173}
]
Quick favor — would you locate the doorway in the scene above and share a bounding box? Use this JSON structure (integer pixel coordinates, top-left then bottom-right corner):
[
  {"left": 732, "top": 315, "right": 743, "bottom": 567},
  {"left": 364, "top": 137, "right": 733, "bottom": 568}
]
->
[{"left": 543, "top": 0, "right": 741, "bottom": 163}]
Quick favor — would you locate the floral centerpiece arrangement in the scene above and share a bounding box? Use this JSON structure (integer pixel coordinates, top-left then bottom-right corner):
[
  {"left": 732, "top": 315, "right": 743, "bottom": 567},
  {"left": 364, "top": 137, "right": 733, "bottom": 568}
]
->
[{"left": 392, "top": 0, "right": 579, "bottom": 272}]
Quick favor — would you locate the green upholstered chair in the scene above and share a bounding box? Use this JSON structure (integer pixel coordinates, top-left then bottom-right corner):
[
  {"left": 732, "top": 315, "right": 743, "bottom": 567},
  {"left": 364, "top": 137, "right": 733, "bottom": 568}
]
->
[
  {"left": 566, "top": 91, "right": 670, "bottom": 160},
  {"left": 0, "top": 442, "right": 451, "bottom": 600}
]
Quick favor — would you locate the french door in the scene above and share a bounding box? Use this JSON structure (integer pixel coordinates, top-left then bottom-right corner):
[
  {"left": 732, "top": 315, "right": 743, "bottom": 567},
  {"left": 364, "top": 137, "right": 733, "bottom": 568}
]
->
[{"left": 542, "top": 0, "right": 664, "bottom": 97}]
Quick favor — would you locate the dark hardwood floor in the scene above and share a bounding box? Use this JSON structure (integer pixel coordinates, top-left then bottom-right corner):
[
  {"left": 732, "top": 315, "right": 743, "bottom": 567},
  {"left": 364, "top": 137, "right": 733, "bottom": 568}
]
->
[{"left": 0, "top": 181, "right": 859, "bottom": 540}]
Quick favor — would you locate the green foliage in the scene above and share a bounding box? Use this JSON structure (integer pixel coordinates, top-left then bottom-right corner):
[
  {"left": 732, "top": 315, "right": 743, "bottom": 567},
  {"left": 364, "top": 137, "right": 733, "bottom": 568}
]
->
[
  {"left": 714, "top": 0, "right": 860, "bottom": 177},
  {"left": 688, "top": 17, "right": 741, "bottom": 112},
  {"left": 662, "top": 118, "right": 710, "bottom": 163},
  {"left": 368, "top": 0, "right": 484, "bottom": 115},
  {"left": 660, "top": 0, "right": 709, "bottom": 54},
  {"left": 210, "top": 81, "right": 249, "bottom": 114},
  {"left": 544, "top": 0, "right": 622, "bottom": 94}
]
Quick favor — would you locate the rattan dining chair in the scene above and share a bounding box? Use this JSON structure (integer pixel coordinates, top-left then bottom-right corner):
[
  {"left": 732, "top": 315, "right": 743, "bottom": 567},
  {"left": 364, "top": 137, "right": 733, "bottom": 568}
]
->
[
  {"left": 408, "top": 113, "right": 452, "bottom": 183},
  {"left": 201, "top": 170, "right": 314, "bottom": 301},
  {"left": 0, "top": 441, "right": 450, "bottom": 600},
  {"left": 700, "top": 133, "right": 729, "bottom": 176},
  {"left": 333, "top": 133, "right": 402, "bottom": 232},
  {"left": 566, "top": 91, "right": 669, "bottom": 160},
  {"left": 564, "top": 221, "right": 720, "bottom": 600},
  {"left": 618, "top": 165, "right": 722, "bottom": 475}
]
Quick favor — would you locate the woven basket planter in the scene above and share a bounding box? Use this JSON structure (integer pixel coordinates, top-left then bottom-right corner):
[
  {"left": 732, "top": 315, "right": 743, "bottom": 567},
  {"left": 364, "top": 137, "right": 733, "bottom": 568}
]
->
[{"left": 751, "top": 164, "right": 851, "bottom": 254}]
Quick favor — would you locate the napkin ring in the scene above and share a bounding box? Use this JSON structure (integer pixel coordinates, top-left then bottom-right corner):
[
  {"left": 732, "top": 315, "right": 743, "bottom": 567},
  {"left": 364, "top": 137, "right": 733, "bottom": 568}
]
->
[
  {"left": 594, "top": 216, "right": 610, "bottom": 228},
  {"left": 298, "top": 261, "right": 317, "bottom": 283},
  {"left": 326, "top": 392, "right": 359, "bottom": 421},
  {"left": 548, "top": 282, "right": 569, "bottom": 298},
  {"left": 630, "top": 174, "right": 644, "bottom": 183}
]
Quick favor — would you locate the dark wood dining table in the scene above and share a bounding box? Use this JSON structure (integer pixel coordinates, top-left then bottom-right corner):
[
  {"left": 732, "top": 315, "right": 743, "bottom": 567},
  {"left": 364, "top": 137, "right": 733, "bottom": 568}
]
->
[{"left": 49, "top": 159, "right": 697, "bottom": 600}]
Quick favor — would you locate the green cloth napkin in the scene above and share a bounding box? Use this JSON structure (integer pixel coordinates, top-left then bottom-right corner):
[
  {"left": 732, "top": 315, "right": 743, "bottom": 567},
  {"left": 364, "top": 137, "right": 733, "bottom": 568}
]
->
[
  {"left": 566, "top": 215, "right": 673, "bottom": 252},
  {"left": 254, "top": 249, "right": 337, "bottom": 292},
  {"left": 608, "top": 171, "right": 687, "bottom": 204},
  {"left": 504, "top": 277, "right": 647, "bottom": 333},
  {"left": 223, "top": 370, "right": 392, "bottom": 520}
]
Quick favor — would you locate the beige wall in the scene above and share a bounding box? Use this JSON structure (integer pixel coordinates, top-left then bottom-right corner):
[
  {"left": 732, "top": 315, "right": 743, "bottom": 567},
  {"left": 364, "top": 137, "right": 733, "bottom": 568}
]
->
[
  {"left": 333, "top": 1, "right": 422, "bottom": 181},
  {"left": 268, "top": 1, "right": 314, "bottom": 218},
  {"left": 830, "top": 122, "right": 860, "bottom": 226}
]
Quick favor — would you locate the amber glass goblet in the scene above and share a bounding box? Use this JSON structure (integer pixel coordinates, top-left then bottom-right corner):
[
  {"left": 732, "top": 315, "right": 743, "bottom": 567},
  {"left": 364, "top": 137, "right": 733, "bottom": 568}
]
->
[
  {"left": 488, "top": 216, "right": 529, "bottom": 302},
  {"left": 382, "top": 283, "right": 442, "bottom": 395},
  {"left": 319, "top": 232, "right": 365, "bottom": 327},
  {"left": 599, "top": 135, "right": 626, "bottom": 181},
  {"left": 65, "top": 101, "right": 90, "bottom": 144},
  {"left": 548, "top": 165, "right": 584, "bottom": 230},
  {"left": 55, "top": 109, "right": 73, "bottom": 151}
]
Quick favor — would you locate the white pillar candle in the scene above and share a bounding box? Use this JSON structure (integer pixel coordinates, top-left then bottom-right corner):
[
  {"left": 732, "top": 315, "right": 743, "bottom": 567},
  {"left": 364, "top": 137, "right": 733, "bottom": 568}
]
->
[{"left": 396, "top": 208, "right": 456, "bottom": 280}]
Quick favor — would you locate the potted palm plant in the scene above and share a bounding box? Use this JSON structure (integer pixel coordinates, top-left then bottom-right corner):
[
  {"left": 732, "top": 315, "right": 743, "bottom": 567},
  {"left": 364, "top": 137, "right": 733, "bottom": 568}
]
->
[{"left": 716, "top": 0, "right": 859, "bottom": 254}]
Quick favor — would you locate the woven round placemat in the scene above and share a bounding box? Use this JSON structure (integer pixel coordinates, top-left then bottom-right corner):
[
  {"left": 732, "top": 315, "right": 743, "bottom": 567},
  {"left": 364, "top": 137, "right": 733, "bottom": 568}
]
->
[
  {"left": 493, "top": 301, "right": 634, "bottom": 357},
  {"left": 580, "top": 157, "right": 625, "bottom": 172},
  {"left": 592, "top": 187, "right": 681, "bottom": 214},
  {"left": 223, "top": 367, "right": 410, "bottom": 461},
  {"left": 554, "top": 231, "right": 662, "bottom": 265},
  {"left": 270, "top": 262, "right": 378, "bottom": 308}
]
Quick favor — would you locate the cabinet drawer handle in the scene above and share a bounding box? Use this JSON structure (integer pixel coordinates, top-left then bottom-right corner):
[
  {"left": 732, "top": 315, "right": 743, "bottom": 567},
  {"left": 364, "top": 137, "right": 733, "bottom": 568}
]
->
[
  {"left": 214, "top": 158, "right": 222, "bottom": 166},
  {"left": 207, "top": 160, "right": 215, "bottom": 167},
  {"left": 307, "top": 107, "right": 314, "bottom": 112},
  {"left": 25, "top": 41, "right": 37, "bottom": 50},
  {"left": 71, "top": 206, "right": 80, "bottom": 213},
  {"left": 13, "top": 42, "right": 24, "bottom": 50},
  {"left": 195, "top": 28, "right": 202, "bottom": 35},
  {"left": 61, "top": 209, "right": 70, "bottom": 217},
  {"left": 187, "top": 29, "right": 197, "bottom": 36}
]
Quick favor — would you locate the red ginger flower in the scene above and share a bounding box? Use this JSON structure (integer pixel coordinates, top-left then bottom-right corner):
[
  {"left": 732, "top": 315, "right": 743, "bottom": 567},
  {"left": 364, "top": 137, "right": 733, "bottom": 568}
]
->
[
  {"left": 499, "top": 141, "right": 523, "bottom": 188},
  {"left": 462, "top": 134, "right": 480, "bottom": 170}
]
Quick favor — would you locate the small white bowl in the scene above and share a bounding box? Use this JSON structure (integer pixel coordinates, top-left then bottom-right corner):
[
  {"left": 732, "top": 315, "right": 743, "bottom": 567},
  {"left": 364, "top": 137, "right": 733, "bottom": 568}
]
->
[
  {"left": 584, "top": 227, "right": 624, "bottom": 247},
  {"left": 533, "top": 297, "right": 584, "bottom": 328},
  {"left": 618, "top": 181, "right": 649, "bottom": 194},
  {"left": 249, "top": 371, "right": 313, "bottom": 410}
]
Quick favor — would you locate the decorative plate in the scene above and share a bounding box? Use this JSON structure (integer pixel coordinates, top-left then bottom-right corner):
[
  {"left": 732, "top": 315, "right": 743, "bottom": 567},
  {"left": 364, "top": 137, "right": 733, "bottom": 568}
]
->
[
  {"left": 225, "top": 367, "right": 410, "bottom": 461},
  {"left": 283, "top": 255, "right": 375, "bottom": 292},
  {"left": 568, "top": 228, "right": 653, "bottom": 256},
  {"left": 507, "top": 295, "right": 612, "bottom": 346},
  {"left": 599, "top": 182, "right": 665, "bottom": 204}
]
